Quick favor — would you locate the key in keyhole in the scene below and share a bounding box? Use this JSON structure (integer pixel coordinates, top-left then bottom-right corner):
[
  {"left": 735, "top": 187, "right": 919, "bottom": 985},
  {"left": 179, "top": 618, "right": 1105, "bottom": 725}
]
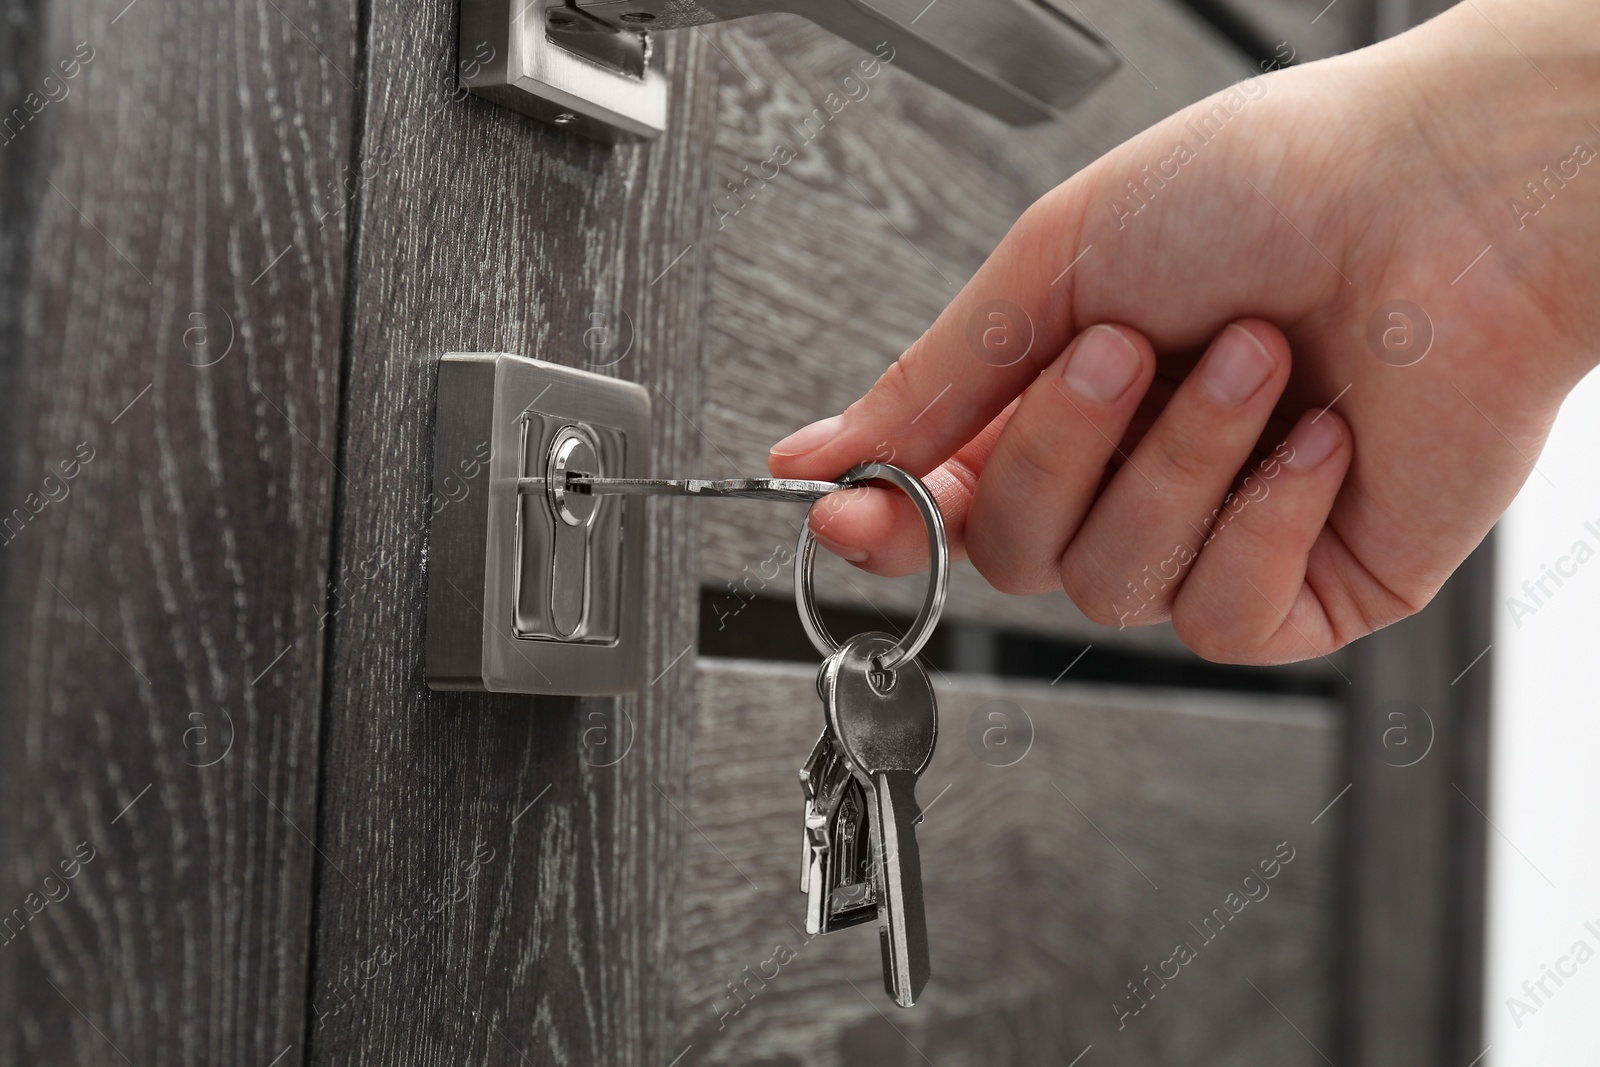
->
[{"left": 545, "top": 426, "right": 602, "bottom": 637}]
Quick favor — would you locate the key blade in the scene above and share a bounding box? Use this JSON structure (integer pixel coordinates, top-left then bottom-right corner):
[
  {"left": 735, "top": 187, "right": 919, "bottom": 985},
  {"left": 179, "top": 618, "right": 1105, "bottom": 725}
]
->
[
  {"left": 591, "top": 476, "right": 844, "bottom": 501},
  {"left": 873, "top": 768, "right": 930, "bottom": 1006},
  {"left": 806, "top": 852, "right": 826, "bottom": 933},
  {"left": 518, "top": 475, "right": 845, "bottom": 502},
  {"left": 822, "top": 632, "right": 938, "bottom": 1005}
]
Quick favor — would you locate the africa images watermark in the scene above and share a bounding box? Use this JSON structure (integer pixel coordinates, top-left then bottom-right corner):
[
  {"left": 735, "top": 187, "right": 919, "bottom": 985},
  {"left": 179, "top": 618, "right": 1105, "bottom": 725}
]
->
[
  {"left": 713, "top": 42, "right": 896, "bottom": 230},
  {"left": 1108, "top": 42, "right": 1293, "bottom": 230},
  {"left": 964, "top": 699, "right": 1035, "bottom": 768},
  {"left": 310, "top": 839, "right": 495, "bottom": 1027},
  {"left": 705, "top": 440, "right": 897, "bottom": 632},
  {"left": 1504, "top": 919, "right": 1600, "bottom": 1030},
  {"left": 1, "top": 442, "right": 97, "bottom": 549},
  {"left": 1110, "top": 440, "right": 1296, "bottom": 627},
  {"left": 709, "top": 925, "right": 820, "bottom": 1030},
  {"left": 706, "top": 538, "right": 797, "bottom": 632},
  {"left": 1503, "top": 516, "right": 1600, "bottom": 629},
  {"left": 1112, "top": 840, "right": 1297, "bottom": 1030},
  {"left": 1507, "top": 121, "right": 1600, "bottom": 231},
  {"left": 0, "top": 841, "right": 98, "bottom": 948},
  {"left": 710, "top": 826, "right": 905, "bottom": 1030},
  {"left": 312, "top": 41, "right": 496, "bottom": 232},
  {"left": 1, "top": 41, "right": 97, "bottom": 148}
]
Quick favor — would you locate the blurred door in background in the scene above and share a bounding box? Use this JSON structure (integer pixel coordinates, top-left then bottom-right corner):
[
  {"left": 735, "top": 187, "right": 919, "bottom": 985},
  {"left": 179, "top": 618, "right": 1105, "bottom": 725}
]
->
[{"left": 0, "top": 0, "right": 1490, "bottom": 1064}]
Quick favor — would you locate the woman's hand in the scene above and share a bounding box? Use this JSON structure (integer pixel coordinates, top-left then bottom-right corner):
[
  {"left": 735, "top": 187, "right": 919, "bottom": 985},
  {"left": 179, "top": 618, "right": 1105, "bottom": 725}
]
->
[{"left": 768, "top": 0, "right": 1600, "bottom": 664}]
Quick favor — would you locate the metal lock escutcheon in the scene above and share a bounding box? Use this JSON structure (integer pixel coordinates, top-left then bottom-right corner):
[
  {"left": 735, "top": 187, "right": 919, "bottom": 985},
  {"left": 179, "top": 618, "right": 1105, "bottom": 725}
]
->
[{"left": 426, "top": 352, "right": 647, "bottom": 695}]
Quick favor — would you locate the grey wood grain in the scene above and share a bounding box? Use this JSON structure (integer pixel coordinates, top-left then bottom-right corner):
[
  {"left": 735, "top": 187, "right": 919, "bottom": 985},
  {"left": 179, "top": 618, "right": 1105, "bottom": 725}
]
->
[
  {"left": 0, "top": 1, "right": 44, "bottom": 1059},
  {"left": 1374, "top": 0, "right": 1457, "bottom": 40},
  {"left": 1342, "top": 542, "right": 1494, "bottom": 1067},
  {"left": 695, "top": 1, "right": 1261, "bottom": 652},
  {"left": 680, "top": 659, "right": 1342, "bottom": 1065},
  {"left": 0, "top": 0, "right": 358, "bottom": 1062},
  {"left": 301, "top": 4, "right": 720, "bottom": 1065},
  {"left": 1442, "top": 542, "right": 1493, "bottom": 1066},
  {"left": 0, "top": 0, "right": 42, "bottom": 594},
  {"left": 1192, "top": 0, "right": 1377, "bottom": 60}
]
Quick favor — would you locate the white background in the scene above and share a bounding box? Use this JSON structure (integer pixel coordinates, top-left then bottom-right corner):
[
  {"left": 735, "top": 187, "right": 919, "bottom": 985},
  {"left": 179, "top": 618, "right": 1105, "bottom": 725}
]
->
[{"left": 1485, "top": 369, "right": 1600, "bottom": 1064}]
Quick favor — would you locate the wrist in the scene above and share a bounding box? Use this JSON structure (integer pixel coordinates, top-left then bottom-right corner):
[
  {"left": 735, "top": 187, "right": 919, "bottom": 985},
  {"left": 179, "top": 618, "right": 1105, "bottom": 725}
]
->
[{"left": 1389, "top": 1, "right": 1600, "bottom": 383}]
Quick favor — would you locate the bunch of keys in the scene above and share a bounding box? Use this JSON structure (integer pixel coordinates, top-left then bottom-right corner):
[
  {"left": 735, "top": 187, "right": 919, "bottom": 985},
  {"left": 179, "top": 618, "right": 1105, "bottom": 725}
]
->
[
  {"left": 793, "top": 464, "right": 949, "bottom": 1008},
  {"left": 525, "top": 462, "right": 948, "bottom": 1006}
]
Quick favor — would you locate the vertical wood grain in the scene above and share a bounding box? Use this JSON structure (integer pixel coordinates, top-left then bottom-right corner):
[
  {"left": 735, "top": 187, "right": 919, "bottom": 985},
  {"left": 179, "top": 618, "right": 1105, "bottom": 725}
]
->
[
  {"left": 301, "top": 3, "right": 720, "bottom": 1063},
  {"left": 0, "top": 0, "right": 358, "bottom": 1061},
  {"left": 0, "top": 0, "right": 1496, "bottom": 1061},
  {"left": 680, "top": 663, "right": 1343, "bottom": 1066},
  {"left": 1342, "top": 543, "right": 1494, "bottom": 1067},
  {"left": 1182, "top": 0, "right": 1377, "bottom": 61}
]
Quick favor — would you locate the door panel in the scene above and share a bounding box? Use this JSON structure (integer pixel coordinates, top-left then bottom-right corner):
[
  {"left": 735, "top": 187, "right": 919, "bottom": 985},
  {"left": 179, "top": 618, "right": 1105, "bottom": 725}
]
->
[
  {"left": 1344, "top": 556, "right": 1495, "bottom": 1067},
  {"left": 0, "top": 0, "right": 1495, "bottom": 1062},
  {"left": 681, "top": 661, "right": 1340, "bottom": 1065},
  {"left": 300, "top": 4, "right": 720, "bottom": 1063},
  {"left": 0, "top": 0, "right": 357, "bottom": 1061}
]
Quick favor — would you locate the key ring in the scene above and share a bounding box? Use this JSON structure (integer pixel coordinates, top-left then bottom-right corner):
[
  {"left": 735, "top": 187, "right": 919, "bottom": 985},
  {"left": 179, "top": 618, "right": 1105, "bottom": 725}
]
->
[{"left": 795, "top": 463, "right": 949, "bottom": 672}]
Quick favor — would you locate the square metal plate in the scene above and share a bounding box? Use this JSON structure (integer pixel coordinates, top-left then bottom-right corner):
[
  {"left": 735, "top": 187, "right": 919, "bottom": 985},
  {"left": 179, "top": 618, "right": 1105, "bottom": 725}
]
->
[{"left": 425, "top": 352, "right": 649, "bottom": 695}]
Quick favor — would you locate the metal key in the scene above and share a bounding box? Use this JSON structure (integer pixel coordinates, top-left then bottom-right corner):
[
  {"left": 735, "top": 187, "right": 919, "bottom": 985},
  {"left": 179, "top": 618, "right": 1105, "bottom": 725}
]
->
[
  {"left": 799, "top": 728, "right": 879, "bottom": 934},
  {"left": 817, "top": 777, "right": 877, "bottom": 931},
  {"left": 822, "top": 631, "right": 938, "bottom": 1007},
  {"left": 799, "top": 732, "right": 829, "bottom": 895},
  {"left": 519, "top": 474, "right": 844, "bottom": 502}
]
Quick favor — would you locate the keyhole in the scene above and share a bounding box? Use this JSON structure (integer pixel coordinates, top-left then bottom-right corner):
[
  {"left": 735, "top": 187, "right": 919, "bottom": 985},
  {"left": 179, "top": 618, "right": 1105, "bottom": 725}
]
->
[{"left": 546, "top": 427, "right": 602, "bottom": 527}]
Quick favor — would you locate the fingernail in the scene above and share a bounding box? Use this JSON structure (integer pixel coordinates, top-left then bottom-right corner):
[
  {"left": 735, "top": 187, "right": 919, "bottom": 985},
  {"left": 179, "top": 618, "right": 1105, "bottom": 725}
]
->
[
  {"left": 771, "top": 414, "right": 843, "bottom": 458},
  {"left": 1060, "top": 325, "right": 1141, "bottom": 406},
  {"left": 1284, "top": 413, "right": 1342, "bottom": 469},
  {"left": 1201, "top": 324, "right": 1276, "bottom": 405},
  {"left": 814, "top": 530, "right": 869, "bottom": 562}
]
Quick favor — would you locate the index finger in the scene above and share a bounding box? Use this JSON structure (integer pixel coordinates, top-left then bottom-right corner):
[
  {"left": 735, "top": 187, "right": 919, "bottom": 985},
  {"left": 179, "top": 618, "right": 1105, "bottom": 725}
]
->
[{"left": 767, "top": 193, "right": 1089, "bottom": 480}]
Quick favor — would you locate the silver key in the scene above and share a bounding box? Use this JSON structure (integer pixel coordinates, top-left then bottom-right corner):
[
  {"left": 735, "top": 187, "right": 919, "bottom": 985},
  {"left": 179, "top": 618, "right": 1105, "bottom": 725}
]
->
[
  {"left": 799, "top": 732, "right": 829, "bottom": 895},
  {"left": 799, "top": 729, "right": 878, "bottom": 935},
  {"left": 822, "top": 631, "right": 937, "bottom": 1007},
  {"left": 817, "top": 777, "right": 877, "bottom": 932},
  {"left": 518, "top": 474, "right": 844, "bottom": 502}
]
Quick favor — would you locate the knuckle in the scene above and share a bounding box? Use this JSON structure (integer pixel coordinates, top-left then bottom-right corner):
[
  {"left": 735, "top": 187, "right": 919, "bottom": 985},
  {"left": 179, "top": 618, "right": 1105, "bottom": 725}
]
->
[
  {"left": 967, "top": 529, "right": 1056, "bottom": 597},
  {"left": 863, "top": 342, "right": 934, "bottom": 425},
  {"left": 1059, "top": 548, "right": 1162, "bottom": 628},
  {"left": 1146, "top": 418, "right": 1221, "bottom": 494},
  {"left": 978, "top": 560, "right": 1056, "bottom": 598},
  {"left": 1170, "top": 597, "right": 1312, "bottom": 666},
  {"left": 1075, "top": 599, "right": 1130, "bottom": 629},
  {"left": 934, "top": 454, "right": 981, "bottom": 502},
  {"left": 1001, "top": 407, "right": 1072, "bottom": 487},
  {"left": 1171, "top": 607, "right": 1252, "bottom": 663},
  {"left": 1016, "top": 188, "right": 1074, "bottom": 250}
]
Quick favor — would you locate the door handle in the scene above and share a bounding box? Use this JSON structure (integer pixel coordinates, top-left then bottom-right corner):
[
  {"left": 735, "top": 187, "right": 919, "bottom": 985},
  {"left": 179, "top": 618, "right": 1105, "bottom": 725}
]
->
[{"left": 459, "top": 0, "right": 1118, "bottom": 142}]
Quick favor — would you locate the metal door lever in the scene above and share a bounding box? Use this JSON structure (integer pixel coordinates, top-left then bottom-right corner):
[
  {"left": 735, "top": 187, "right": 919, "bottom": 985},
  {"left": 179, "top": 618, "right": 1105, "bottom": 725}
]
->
[
  {"left": 574, "top": 0, "right": 1118, "bottom": 127},
  {"left": 459, "top": 0, "right": 1118, "bottom": 141}
]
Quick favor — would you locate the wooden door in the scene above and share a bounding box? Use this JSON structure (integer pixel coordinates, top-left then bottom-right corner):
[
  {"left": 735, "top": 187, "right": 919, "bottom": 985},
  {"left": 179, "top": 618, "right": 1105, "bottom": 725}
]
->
[{"left": 0, "top": 0, "right": 1490, "bottom": 1064}]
